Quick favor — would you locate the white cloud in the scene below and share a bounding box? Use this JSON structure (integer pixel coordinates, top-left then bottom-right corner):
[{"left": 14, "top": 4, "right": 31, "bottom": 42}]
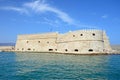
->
[
  {"left": 43, "top": 17, "right": 63, "bottom": 27},
  {"left": 24, "top": 0, "right": 74, "bottom": 24},
  {"left": 101, "top": 15, "right": 108, "bottom": 19},
  {"left": 0, "top": 6, "right": 28, "bottom": 14},
  {"left": 0, "top": 0, "right": 98, "bottom": 29},
  {"left": 0, "top": 0, "right": 74, "bottom": 25}
]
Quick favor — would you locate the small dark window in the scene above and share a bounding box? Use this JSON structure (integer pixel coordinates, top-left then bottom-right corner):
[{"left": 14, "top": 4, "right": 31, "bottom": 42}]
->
[
  {"left": 22, "top": 48, "right": 24, "bottom": 50},
  {"left": 92, "top": 33, "right": 95, "bottom": 36},
  {"left": 73, "top": 35, "right": 75, "bottom": 37},
  {"left": 33, "top": 49, "right": 35, "bottom": 51},
  {"left": 55, "top": 49, "right": 57, "bottom": 51},
  {"left": 47, "top": 41, "right": 49, "bottom": 43},
  {"left": 74, "top": 49, "right": 78, "bottom": 52},
  {"left": 80, "top": 34, "right": 83, "bottom": 36},
  {"left": 65, "top": 49, "right": 68, "bottom": 52},
  {"left": 28, "top": 48, "right": 31, "bottom": 50},
  {"left": 88, "top": 49, "right": 93, "bottom": 52},
  {"left": 27, "top": 41, "right": 29, "bottom": 43},
  {"left": 17, "top": 49, "right": 19, "bottom": 50},
  {"left": 103, "top": 49, "right": 105, "bottom": 51},
  {"left": 38, "top": 41, "right": 40, "bottom": 43},
  {"left": 49, "top": 49, "right": 53, "bottom": 51}
]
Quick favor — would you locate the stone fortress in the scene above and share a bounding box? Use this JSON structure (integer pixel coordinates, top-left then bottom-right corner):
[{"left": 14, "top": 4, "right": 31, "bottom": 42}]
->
[{"left": 15, "top": 29, "right": 112, "bottom": 54}]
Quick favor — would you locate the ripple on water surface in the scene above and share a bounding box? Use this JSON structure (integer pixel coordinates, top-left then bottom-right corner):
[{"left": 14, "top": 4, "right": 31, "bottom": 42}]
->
[{"left": 0, "top": 52, "right": 120, "bottom": 80}]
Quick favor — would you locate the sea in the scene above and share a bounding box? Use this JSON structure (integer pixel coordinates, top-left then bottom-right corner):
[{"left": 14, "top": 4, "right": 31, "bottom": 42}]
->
[{"left": 0, "top": 52, "right": 120, "bottom": 80}]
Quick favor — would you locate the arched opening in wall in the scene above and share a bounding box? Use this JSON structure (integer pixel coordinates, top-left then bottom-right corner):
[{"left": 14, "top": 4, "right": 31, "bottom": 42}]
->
[
  {"left": 74, "top": 49, "right": 78, "bottom": 52},
  {"left": 80, "top": 34, "right": 83, "bottom": 36},
  {"left": 38, "top": 41, "right": 40, "bottom": 43},
  {"left": 73, "top": 35, "right": 75, "bottom": 37},
  {"left": 12, "top": 47, "right": 14, "bottom": 50},
  {"left": 92, "top": 33, "right": 95, "bottom": 36},
  {"left": 26, "top": 41, "right": 29, "bottom": 43},
  {"left": 65, "top": 49, "right": 68, "bottom": 52},
  {"left": 33, "top": 49, "right": 35, "bottom": 51},
  {"left": 49, "top": 49, "right": 53, "bottom": 51},
  {"left": 17, "top": 49, "right": 19, "bottom": 50},
  {"left": 88, "top": 49, "right": 93, "bottom": 52},
  {"left": 28, "top": 48, "right": 31, "bottom": 50},
  {"left": 47, "top": 41, "right": 49, "bottom": 44}
]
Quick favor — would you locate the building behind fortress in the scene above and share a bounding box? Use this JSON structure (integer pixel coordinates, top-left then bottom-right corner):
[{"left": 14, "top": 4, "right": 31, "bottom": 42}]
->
[{"left": 15, "top": 30, "right": 112, "bottom": 54}]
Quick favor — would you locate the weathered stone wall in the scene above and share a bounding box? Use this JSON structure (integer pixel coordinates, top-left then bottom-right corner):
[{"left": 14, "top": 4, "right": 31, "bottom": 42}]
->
[
  {"left": 57, "top": 30, "right": 103, "bottom": 42},
  {"left": 15, "top": 30, "right": 112, "bottom": 54},
  {"left": 57, "top": 30, "right": 105, "bottom": 54},
  {"left": 102, "top": 31, "right": 112, "bottom": 52},
  {"left": 15, "top": 33, "right": 58, "bottom": 52}
]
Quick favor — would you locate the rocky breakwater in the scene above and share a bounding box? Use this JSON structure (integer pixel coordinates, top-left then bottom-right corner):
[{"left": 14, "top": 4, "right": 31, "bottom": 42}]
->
[
  {"left": 0, "top": 46, "right": 15, "bottom": 52},
  {"left": 111, "top": 45, "right": 120, "bottom": 54}
]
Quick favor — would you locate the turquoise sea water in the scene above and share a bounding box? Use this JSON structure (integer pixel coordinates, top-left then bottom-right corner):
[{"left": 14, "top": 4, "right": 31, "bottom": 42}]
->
[{"left": 0, "top": 52, "right": 120, "bottom": 80}]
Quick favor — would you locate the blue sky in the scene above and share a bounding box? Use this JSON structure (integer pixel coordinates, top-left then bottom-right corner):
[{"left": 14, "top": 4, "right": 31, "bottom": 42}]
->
[{"left": 0, "top": 0, "right": 120, "bottom": 44}]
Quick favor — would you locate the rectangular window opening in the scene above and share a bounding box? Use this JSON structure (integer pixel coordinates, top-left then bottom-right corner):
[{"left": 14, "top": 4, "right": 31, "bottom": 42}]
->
[{"left": 49, "top": 49, "right": 53, "bottom": 51}]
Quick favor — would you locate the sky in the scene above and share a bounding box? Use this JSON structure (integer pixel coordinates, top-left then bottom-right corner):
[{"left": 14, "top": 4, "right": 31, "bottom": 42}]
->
[{"left": 0, "top": 0, "right": 120, "bottom": 44}]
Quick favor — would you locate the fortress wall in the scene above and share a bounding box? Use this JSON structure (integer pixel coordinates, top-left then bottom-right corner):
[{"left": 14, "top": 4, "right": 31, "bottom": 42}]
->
[
  {"left": 15, "top": 33, "right": 58, "bottom": 52},
  {"left": 16, "top": 38, "right": 57, "bottom": 52},
  {"left": 103, "top": 31, "right": 112, "bottom": 52},
  {"left": 15, "top": 29, "right": 112, "bottom": 54},
  {"left": 18, "top": 32, "right": 58, "bottom": 40},
  {"left": 57, "top": 30, "right": 103, "bottom": 43},
  {"left": 57, "top": 41, "right": 104, "bottom": 54},
  {"left": 56, "top": 30, "right": 104, "bottom": 54}
]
